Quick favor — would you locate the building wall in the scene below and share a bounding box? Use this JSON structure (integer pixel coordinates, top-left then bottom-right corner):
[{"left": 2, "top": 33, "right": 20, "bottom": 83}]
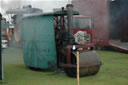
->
[{"left": 109, "top": 0, "right": 128, "bottom": 41}]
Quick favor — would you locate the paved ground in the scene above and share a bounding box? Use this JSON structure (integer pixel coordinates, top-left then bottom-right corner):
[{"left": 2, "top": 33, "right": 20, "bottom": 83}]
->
[{"left": 0, "top": 47, "right": 128, "bottom": 85}]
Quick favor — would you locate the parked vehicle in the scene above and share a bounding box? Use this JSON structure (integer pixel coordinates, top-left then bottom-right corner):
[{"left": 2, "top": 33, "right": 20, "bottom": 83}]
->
[
  {"left": 72, "top": 0, "right": 128, "bottom": 53},
  {"left": 1, "top": 34, "right": 8, "bottom": 48},
  {"left": 1, "top": 18, "right": 8, "bottom": 48},
  {"left": 72, "top": 15, "right": 94, "bottom": 45}
]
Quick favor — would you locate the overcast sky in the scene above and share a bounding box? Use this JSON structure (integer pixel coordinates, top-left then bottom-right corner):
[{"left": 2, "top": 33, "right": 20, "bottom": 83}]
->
[{"left": 0, "top": 0, "right": 74, "bottom": 19}]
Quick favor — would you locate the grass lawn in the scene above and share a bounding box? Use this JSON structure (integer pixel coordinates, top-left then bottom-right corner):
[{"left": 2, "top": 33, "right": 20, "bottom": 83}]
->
[{"left": 0, "top": 47, "right": 128, "bottom": 85}]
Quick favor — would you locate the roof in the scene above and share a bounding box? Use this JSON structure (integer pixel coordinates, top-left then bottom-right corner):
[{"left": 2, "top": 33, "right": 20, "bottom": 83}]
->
[
  {"left": 43, "top": 9, "right": 79, "bottom": 16},
  {"left": 23, "top": 9, "right": 79, "bottom": 18},
  {"left": 53, "top": 10, "right": 79, "bottom": 16},
  {"left": 73, "top": 15, "right": 91, "bottom": 18}
]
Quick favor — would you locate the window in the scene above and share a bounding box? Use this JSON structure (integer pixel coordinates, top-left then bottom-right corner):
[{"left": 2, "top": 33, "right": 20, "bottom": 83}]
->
[{"left": 73, "top": 17, "right": 92, "bottom": 29}]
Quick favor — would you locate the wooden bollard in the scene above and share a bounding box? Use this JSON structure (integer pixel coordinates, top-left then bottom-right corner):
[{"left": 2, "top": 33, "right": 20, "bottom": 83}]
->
[{"left": 77, "top": 51, "right": 80, "bottom": 85}]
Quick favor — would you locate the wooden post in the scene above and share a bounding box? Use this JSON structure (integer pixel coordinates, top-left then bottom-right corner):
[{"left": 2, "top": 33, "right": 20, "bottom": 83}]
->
[
  {"left": 0, "top": 13, "right": 3, "bottom": 80},
  {"left": 77, "top": 51, "right": 80, "bottom": 85}
]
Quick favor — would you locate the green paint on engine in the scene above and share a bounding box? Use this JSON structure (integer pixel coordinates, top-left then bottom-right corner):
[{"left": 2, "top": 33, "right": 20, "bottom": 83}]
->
[{"left": 22, "top": 15, "right": 56, "bottom": 70}]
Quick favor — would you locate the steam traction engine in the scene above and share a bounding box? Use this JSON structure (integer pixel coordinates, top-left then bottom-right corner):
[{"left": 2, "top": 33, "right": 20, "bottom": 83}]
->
[
  {"left": 55, "top": 4, "right": 101, "bottom": 77},
  {"left": 21, "top": 4, "right": 101, "bottom": 77}
]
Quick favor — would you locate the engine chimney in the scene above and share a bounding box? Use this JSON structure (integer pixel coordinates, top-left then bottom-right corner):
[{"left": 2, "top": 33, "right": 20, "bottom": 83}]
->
[{"left": 66, "top": 4, "right": 74, "bottom": 43}]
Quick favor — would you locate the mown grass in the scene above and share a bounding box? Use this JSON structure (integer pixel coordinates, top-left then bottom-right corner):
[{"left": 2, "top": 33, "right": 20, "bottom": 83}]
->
[{"left": 0, "top": 47, "right": 128, "bottom": 85}]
